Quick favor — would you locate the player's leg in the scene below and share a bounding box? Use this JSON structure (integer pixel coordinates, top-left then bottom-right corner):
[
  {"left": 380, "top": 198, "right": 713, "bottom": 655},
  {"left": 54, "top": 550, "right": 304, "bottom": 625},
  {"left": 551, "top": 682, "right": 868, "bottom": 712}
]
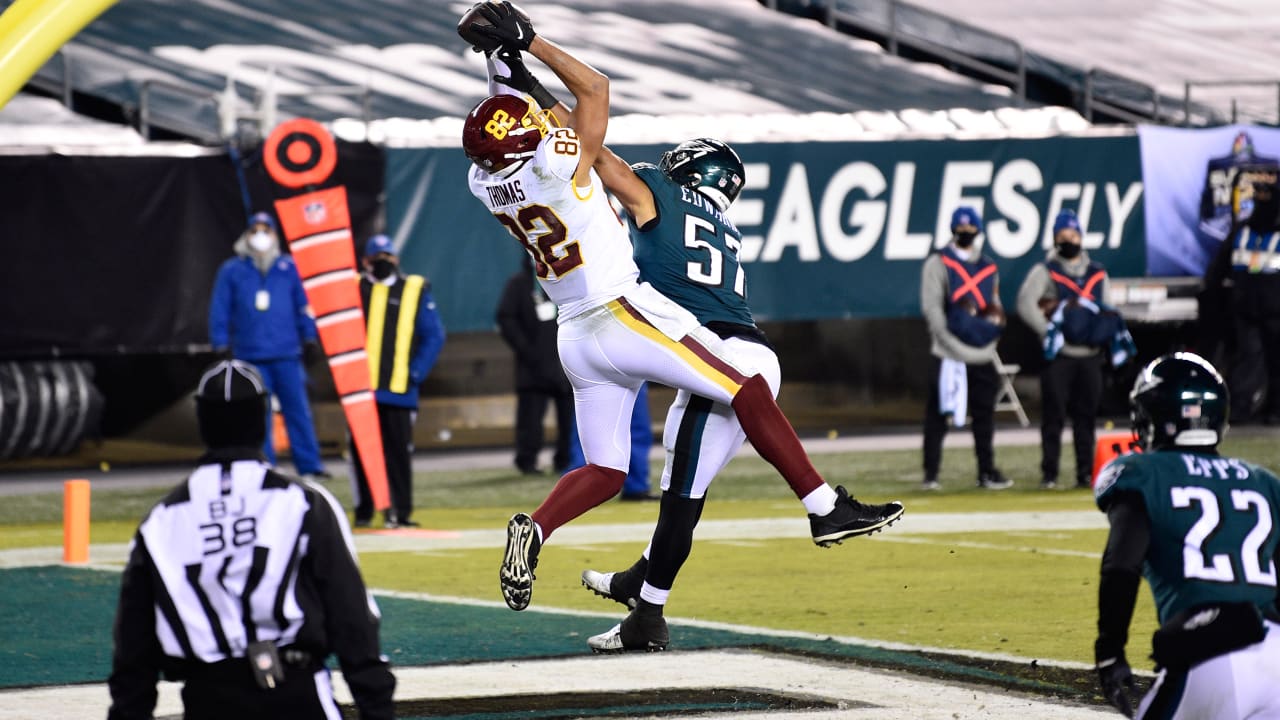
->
[
  {"left": 585, "top": 388, "right": 710, "bottom": 652},
  {"left": 500, "top": 320, "right": 633, "bottom": 611},
  {"left": 603, "top": 290, "right": 902, "bottom": 542},
  {"left": 584, "top": 340, "right": 764, "bottom": 614},
  {"left": 531, "top": 378, "right": 636, "bottom": 539}
]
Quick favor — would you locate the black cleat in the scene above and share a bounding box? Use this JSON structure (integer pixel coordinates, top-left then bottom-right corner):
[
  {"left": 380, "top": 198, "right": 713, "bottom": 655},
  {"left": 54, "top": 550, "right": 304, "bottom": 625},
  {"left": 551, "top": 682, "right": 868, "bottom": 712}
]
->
[
  {"left": 581, "top": 556, "right": 645, "bottom": 609},
  {"left": 581, "top": 569, "right": 640, "bottom": 610},
  {"left": 809, "top": 485, "right": 904, "bottom": 547},
  {"left": 500, "top": 513, "right": 540, "bottom": 611},
  {"left": 588, "top": 604, "right": 669, "bottom": 653}
]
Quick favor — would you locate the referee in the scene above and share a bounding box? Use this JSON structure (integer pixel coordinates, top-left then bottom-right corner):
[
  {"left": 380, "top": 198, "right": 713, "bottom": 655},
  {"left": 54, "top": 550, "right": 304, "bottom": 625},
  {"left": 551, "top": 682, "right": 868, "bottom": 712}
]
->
[{"left": 108, "top": 360, "right": 396, "bottom": 720}]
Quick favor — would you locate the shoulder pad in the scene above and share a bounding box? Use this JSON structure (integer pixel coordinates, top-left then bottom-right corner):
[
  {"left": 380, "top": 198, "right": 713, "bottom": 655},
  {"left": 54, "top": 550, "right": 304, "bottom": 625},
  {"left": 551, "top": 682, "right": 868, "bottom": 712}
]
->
[{"left": 1094, "top": 453, "right": 1144, "bottom": 510}]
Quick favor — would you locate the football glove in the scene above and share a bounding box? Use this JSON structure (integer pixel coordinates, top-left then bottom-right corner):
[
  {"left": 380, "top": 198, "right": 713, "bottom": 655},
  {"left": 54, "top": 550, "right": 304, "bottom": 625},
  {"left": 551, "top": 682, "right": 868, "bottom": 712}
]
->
[
  {"left": 1096, "top": 655, "right": 1136, "bottom": 717},
  {"left": 493, "top": 48, "right": 558, "bottom": 109},
  {"left": 475, "top": 1, "right": 535, "bottom": 52}
]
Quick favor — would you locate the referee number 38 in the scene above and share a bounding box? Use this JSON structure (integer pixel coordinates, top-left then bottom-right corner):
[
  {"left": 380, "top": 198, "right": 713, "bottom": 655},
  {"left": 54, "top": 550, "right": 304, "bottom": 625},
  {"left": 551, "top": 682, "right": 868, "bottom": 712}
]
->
[{"left": 199, "top": 499, "right": 258, "bottom": 555}]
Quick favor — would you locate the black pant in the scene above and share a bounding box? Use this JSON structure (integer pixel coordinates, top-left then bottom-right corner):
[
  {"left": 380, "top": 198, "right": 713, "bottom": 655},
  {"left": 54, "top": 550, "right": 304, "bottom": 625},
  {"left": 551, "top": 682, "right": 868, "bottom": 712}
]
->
[
  {"left": 1230, "top": 312, "right": 1280, "bottom": 421},
  {"left": 181, "top": 662, "right": 337, "bottom": 719},
  {"left": 1040, "top": 353, "right": 1103, "bottom": 484},
  {"left": 513, "top": 387, "right": 574, "bottom": 473},
  {"left": 923, "top": 356, "right": 998, "bottom": 478},
  {"left": 351, "top": 404, "right": 415, "bottom": 523}
]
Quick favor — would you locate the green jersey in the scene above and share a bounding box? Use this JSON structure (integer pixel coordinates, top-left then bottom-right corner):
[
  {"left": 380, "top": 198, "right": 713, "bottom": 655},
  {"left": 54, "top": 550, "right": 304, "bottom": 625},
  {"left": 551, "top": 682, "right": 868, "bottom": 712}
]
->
[
  {"left": 1095, "top": 450, "right": 1280, "bottom": 623},
  {"left": 629, "top": 164, "right": 755, "bottom": 328}
]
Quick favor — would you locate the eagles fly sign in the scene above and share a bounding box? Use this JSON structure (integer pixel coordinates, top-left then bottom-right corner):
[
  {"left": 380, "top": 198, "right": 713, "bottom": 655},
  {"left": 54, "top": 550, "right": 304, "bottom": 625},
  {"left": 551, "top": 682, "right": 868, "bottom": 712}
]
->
[{"left": 387, "top": 133, "right": 1145, "bottom": 331}]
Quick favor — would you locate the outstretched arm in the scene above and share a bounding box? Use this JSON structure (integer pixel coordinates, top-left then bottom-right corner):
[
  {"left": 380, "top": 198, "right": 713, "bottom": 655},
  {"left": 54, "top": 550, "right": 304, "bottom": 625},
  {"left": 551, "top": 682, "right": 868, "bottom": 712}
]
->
[
  {"left": 472, "top": 1, "right": 608, "bottom": 187},
  {"left": 594, "top": 146, "right": 656, "bottom": 227},
  {"left": 525, "top": 36, "right": 608, "bottom": 188}
]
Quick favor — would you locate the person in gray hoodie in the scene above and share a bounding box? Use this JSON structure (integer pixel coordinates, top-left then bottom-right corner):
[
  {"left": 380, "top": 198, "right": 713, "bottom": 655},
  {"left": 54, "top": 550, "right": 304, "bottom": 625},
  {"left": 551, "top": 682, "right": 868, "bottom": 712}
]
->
[
  {"left": 1016, "top": 209, "right": 1111, "bottom": 489},
  {"left": 919, "top": 207, "right": 1012, "bottom": 491}
]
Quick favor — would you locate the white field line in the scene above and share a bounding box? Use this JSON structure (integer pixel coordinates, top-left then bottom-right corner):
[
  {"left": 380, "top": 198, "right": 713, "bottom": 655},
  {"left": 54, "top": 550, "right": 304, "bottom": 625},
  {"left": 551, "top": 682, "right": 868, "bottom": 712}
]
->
[
  {"left": 0, "top": 649, "right": 1116, "bottom": 720},
  {"left": 0, "top": 510, "right": 1108, "bottom": 567}
]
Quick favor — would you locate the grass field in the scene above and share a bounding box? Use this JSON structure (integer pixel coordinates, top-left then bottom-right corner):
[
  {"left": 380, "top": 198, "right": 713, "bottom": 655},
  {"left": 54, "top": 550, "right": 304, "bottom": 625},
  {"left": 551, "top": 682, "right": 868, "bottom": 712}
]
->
[{"left": 5, "top": 431, "right": 1278, "bottom": 676}]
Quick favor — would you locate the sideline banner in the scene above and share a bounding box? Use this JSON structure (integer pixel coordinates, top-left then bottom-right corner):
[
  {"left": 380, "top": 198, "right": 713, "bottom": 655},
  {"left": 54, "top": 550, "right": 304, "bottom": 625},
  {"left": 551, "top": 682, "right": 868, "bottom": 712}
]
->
[
  {"left": 1138, "top": 124, "right": 1280, "bottom": 276},
  {"left": 388, "top": 133, "right": 1145, "bottom": 331}
]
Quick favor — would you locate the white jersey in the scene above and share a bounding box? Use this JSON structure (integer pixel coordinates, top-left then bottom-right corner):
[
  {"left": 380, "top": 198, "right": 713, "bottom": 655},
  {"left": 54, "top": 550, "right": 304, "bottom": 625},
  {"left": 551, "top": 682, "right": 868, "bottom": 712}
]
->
[{"left": 469, "top": 127, "right": 639, "bottom": 321}]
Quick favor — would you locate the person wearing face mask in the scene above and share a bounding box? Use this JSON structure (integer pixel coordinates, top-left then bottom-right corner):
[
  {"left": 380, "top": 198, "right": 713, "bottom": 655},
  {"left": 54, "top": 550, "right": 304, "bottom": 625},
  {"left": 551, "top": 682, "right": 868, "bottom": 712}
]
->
[
  {"left": 1016, "top": 209, "right": 1113, "bottom": 489},
  {"left": 208, "top": 211, "right": 329, "bottom": 481},
  {"left": 350, "top": 234, "right": 446, "bottom": 528},
  {"left": 1215, "top": 171, "right": 1280, "bottom": 424},
  {"left": 919, "top": 206, "right": 1012, "bottom": 491}
]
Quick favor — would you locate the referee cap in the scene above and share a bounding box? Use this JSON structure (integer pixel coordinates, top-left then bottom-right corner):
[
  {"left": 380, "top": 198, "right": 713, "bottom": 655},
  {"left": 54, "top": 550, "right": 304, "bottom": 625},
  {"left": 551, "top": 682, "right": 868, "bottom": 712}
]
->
[{"left": 195, "top": 360, "right": 269, "bottom": 449}]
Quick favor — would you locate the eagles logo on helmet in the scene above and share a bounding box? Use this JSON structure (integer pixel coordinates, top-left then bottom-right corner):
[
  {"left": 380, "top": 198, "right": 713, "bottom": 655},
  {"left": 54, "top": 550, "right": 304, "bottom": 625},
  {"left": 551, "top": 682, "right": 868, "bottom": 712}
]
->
[
  {"left": 1129, "top": 352, "right": 1229, "bottom": 451},
  {"left": 658, "top": 138, "right": 745, "bottom": 212},
  {"left": 462, "top": 94, "right": 548, "bottom": 178}
]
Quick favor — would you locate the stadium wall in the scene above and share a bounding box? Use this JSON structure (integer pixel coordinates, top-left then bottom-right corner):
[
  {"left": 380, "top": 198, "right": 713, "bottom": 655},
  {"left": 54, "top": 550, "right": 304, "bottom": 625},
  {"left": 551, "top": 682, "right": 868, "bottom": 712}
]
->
[{"left": 388, "top": 134, "right": 1146, "bottom": 333}]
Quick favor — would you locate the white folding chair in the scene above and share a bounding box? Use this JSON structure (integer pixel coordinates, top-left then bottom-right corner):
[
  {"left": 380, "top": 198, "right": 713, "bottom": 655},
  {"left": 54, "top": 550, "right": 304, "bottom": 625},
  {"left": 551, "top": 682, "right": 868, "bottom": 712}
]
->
[{"left": 993, "top": 355, "right": 1030, "bottom": 427}]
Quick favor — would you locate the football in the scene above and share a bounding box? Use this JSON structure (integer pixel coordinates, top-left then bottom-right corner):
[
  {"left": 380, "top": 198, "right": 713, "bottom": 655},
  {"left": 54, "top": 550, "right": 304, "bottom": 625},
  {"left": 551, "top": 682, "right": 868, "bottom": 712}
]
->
[{"left": 457, "top": 1, "right": 532, "bottom": 53}]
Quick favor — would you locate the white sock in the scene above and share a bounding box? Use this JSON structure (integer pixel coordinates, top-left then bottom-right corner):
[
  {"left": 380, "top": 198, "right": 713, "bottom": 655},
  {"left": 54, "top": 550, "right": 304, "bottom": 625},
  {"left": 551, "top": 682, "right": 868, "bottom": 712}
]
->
[
  {"left": 639, "top": 582, "right": 669, "bottom": 606},
  {"left": 801, "top": 484, "right": 838, "bottom": 516}
]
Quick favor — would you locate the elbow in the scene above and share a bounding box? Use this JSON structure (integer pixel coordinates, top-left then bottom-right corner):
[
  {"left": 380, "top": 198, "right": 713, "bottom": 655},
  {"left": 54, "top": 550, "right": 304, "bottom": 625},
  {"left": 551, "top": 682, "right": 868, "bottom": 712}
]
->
[{"left": 582, "top": 72, "right": 609, "bottom": 102}]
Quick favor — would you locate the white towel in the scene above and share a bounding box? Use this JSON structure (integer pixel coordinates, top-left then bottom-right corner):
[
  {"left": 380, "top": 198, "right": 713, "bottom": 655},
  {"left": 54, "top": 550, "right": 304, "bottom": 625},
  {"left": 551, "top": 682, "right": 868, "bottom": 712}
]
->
[{"left": 939, "top": 357, "right": 968, "bottom": 428}]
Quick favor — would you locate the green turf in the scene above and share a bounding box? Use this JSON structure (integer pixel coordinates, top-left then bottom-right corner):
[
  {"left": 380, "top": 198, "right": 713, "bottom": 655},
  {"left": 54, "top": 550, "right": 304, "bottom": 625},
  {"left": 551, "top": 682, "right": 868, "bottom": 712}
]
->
[
  {"left": 2, "top": 433, "right": 1275, "bottom": 683},
  {"left": 0, "top": 566, "right": 1106, "bottom": 702}
]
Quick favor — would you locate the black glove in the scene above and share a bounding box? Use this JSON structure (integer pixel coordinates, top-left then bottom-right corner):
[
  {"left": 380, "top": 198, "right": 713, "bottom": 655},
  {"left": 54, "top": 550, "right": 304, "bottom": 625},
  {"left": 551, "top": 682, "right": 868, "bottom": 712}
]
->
[
  {"left": 493, "top": 47, "right": 559, "bottom": 109},
  {"left": 1096, "top": 655, "right": 1136, "bottom": 717},
  {"left": 475, "top": 1, "right": 535, "bottom": 52},
  {"left": 303, "top": 340, "right": 323, "bottom": 369}
]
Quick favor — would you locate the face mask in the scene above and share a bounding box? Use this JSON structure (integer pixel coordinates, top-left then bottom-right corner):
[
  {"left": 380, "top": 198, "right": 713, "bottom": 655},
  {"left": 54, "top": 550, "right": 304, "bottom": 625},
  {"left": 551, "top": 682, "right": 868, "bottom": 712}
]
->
[
  {"left": 371, "top": 259, "right": 396, "bottom": 280},
  {"left": 954, "top": 231, "right": 978, "bottom": 248},
  {"left": 1056, "top": 242, "right": 1082, "bottom": 259},
  {"left": 248, "top": 231, "right": 274, "bottom": 253}
]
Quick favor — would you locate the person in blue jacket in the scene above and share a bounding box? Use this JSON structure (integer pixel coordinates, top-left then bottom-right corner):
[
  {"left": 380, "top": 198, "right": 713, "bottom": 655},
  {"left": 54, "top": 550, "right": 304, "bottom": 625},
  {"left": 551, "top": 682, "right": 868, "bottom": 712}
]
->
[
  {"left": 351, "top": 234, "right": 446, "bottom": 528},
  {"left": 208, "top": 211, "right": 328, "bottom": 480}
]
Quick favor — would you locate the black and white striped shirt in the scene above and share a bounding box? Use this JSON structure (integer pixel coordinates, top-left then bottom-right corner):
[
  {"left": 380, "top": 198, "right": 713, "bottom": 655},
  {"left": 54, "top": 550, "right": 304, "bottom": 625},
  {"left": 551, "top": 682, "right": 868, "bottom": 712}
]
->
[{"left": 108, "top": 449, "right": 394, "bottom": 719}]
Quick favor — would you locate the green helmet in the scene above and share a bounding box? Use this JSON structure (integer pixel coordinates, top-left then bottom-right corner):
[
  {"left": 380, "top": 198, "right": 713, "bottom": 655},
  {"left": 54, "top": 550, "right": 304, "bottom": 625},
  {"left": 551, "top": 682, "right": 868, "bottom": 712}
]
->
[
  {"left": 1129, "top": 352, "right": 1229, "bottom": 451},
  {"left": 658, "top": 138, "right": 745, "bottom": 212}
]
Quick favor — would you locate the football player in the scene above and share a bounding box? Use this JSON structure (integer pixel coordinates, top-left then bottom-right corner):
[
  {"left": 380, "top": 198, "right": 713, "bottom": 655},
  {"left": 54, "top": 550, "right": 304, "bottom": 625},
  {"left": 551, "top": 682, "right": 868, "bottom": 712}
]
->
[
  {"left": 459, "top": 1, "right": 904, "bottom": 615},
  {"left": 1093, "top": 352, "right": 1280, "bottom": 718},
  {"left": 578, "top": 137, "right": 895, "bottom": 652}
]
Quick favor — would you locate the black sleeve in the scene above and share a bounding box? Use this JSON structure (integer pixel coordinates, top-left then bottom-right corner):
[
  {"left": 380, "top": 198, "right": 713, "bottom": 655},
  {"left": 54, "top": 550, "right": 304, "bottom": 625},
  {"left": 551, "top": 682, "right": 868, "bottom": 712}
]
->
[
  {"left": 305, "top": 491, "right": 396, "bottom": 720},
  {"left": 107, "top": 533, "right": 161, "bottom": 720},
  {"left": 1095, "top": 492, "right": 1149, "bottom": 663}
]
